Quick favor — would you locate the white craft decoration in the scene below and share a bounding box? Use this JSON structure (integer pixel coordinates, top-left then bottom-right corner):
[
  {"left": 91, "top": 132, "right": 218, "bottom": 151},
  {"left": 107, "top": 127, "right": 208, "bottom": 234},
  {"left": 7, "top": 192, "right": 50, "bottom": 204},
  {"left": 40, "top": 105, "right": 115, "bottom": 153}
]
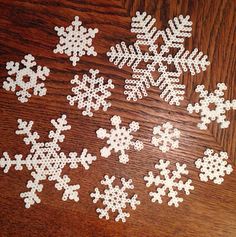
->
[
  {"left": 96, "top": 115, "right": 143, "bottom": 164},
  {"left": 0, "top": 115, "right": 96, "bottom": 208},
  {"left": 54, "top": 16, "right": 98, "bottom": 66},
  {"left": 144, "top": 160, "right": 194, "bottom": 207},
  {"left": 151, "top": 122, "right": 180, "bottom": 152},
  {"left": 3, "top": 54, "right": 50, "bottom": 103},
  {"left": 187, "top": 83, "right": 236, "bottom": 130},
  {"left": 67, "top": 69, "right": 114, "bottom": 117},
  {"left": 91, "top": 175, "right": 140, "bottom": 222},
  {"left": 195, "top": 149, "right": 233, "bottom": 184},
  {"left": 107, "top": 12, "right": 210, "bottom": 105}
]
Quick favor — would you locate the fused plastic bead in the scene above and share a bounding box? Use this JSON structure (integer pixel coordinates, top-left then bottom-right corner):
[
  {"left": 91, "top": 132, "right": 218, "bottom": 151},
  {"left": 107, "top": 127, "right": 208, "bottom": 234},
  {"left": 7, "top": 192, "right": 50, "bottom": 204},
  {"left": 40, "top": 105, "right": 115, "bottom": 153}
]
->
[
  {"left": 187, "top": 83, "right": 236, "bottom": 129},
  {"left": 107, "top": 12, "right": 210, "bottom": 105},
  {"left": 0, "top": 115, "right": 96, "bottom": 208},
  {"left": 67, "top": 69, "right": 114, "bottom": 117},
  {"left": 3, "top": 54, "right": 50, "bottom": 103},
  {"left": 195, "top": 149, "right": 233, "bottom": 184},
  {"left": 91, "top": 175, "right": 140, "bottom": 222},
  {"left": 54, "top": 16, "right": 98, "bottom": 66},
  {"left": 144, "top": 160, "right": 194, "bottom": 207},
  {"left": 96, "top": 115, "right": 143, "bottom": 164},
  {"left": 151, "top": 122, "right": 180, "bottom": 152}
]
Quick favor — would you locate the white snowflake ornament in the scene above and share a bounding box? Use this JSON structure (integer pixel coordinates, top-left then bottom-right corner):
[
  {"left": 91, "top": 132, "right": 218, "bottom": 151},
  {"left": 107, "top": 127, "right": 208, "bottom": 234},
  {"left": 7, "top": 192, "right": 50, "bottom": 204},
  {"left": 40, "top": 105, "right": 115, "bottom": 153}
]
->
[
  {"left": 144, "top": 160, "right": 194, "bottom": 207},
  {"left": 54, "top": 16, "right": 98, "bottom": 66},
  {"left": 151, "top": 122, "right": 180, "bottom": 152},
  {"left": 195, "top": 149, "right": 233, "bottom": 184},
  {"left": 0, "top": 115, "right": 96, "bottom": 208},
  {"left": 107, "top": 12, "right": 210, "bottom": 105},
  {"left": 91, "top": 175, "right": 140, "bottom": 222},
  {"left": 96, "top": 115, "right": 143, "bottom": 164},
  {"left": 67, "top": 69, "right": 114, "bottom": 117},
  {"left": 3, "top": 54, "right": 50, "bottom": 103},
  {"left": 187, "top": 83, "right": 236, "bottom": 129}
]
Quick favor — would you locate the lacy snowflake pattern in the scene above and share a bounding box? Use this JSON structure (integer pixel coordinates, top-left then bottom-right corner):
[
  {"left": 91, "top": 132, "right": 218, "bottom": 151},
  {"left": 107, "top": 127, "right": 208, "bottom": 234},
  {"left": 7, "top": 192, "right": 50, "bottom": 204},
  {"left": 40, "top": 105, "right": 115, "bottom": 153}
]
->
[
  {"left": 107, "top": 12, "right": 210, "bottom": 105},
  {"left": 0, "top": 115, "right": 96, "bottom": 208},
  {"left": 3, "top": 54, "right": 50, "bottom": 103},
  {"left": 91, "top": 175, "right": 140, "bottom": 222},
  {"left": 187, "top": 83, "right": 236, "bottom": 129},
  {"left": 96, "top": 115, "right": 143, "bottom": 164},
  {"left": 67, "top": 69, "right": 114, "bottom": 117},
  {"left": 144, "top": 160, "right": 194, "bottom": 207},
  {"left": 54, "top": 16, "right": 98, "bottom": 66},
  {"left": 151, "top": 122, "right": 180, "bottom": 152},
  {"left": 195, "top": 149, "right": 233, "bottom": 184}
]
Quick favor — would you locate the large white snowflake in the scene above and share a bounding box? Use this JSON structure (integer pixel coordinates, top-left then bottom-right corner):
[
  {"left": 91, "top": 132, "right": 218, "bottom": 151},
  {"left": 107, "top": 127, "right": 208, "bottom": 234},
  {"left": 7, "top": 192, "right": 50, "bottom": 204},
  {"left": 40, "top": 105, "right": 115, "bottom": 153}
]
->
[
  {"left": 195, "top": 149, "right": 233, "bottom": 184},
  {"left": 144, "top": 160, "right": 194, "bottom": 207},
  {"left": 91, "top": 175, "right": 140, "bottom": 222},
  {"left": 187, "top": 83, "right": 236, "bottom": 129},
  {"left": 3, "top": 54, "right": 50, "bottom": 103},
  {"left": 54, "top": 16, "right": 98, "bottom": 66},
  {"left": 96, "top": 115, "right": 143, "bottom": 164},
  {"left": 151, "top": 122, "right": 180, "bottom": 152},
  {"left": 0, "top": 115, "right": 96, "bottom": 208},
  {"left": 107, "top": 12, "right": 210, "bottom": 105},
  {"left": 67, "top": 69, "right": 114, "bottom": 117}
]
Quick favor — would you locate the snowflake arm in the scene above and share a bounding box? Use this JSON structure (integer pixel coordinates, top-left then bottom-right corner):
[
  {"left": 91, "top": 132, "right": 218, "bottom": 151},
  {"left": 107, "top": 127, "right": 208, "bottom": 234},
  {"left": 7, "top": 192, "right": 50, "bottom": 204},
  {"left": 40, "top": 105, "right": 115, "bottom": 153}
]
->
[{"left": 0, "top": 153, "right": 25, "bottom": 173}]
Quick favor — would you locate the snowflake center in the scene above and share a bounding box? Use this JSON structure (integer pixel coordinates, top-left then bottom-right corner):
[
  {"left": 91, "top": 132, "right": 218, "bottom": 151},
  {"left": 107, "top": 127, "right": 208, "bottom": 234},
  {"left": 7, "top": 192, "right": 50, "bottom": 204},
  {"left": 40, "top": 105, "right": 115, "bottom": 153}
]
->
[
  {"left": 109, "top": 128, "right": 132, "bottom": 150},
  {"left": 106, "top": 187, "right": 126, "bottom": 209},
  {"left": 208, "top": 102, "right": 217, "bottom": 111}
]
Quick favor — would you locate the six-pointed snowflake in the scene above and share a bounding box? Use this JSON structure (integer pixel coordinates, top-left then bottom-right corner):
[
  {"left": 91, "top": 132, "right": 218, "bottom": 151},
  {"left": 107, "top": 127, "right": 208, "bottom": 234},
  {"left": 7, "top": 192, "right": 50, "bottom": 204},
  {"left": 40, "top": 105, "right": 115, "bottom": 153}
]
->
[
  {"left": 96, "top": 115, "right": 144, "bottom": 164},
  {"left": 67, "top": 69, "right": 114, "bottom": 117},
  {"left": 3, "top": 54, "right": 50, "bottom": 103},
  {"left": 107, "top": 12, "right": 210, "bottom": 105},
  {"left": 91, "top": 175, "right": 140, "bottom": 222},
  {"left": 54, "top": 16, "right": 98, "bottom": 66},
  {"left": 151, "top": 122, "right": 180, "bottom": 152},
  {"left": 187, "top": 83, "right": 236, "bottom": 129},
  {"left": 0, "top": 115, "right": 96, "bottom": 208},
  {"left": 195, "top": 149, "right": 233, "bottom": 184},
  {"left": 144, "top": 160, "right": 194, "bottom": 207}
]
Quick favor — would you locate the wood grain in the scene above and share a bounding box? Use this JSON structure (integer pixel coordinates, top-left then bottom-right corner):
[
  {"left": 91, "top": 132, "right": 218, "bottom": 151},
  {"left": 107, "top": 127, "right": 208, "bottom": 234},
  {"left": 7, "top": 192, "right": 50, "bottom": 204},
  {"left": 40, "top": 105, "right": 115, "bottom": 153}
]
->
[{"left": 0, "top": 0, "right": 235, "bottom": 236}]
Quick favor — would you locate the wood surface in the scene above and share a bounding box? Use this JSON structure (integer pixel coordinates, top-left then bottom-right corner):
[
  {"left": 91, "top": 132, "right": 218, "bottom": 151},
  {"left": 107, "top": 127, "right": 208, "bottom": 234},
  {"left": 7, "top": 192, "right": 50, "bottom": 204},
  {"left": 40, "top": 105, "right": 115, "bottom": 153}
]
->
[{"left": 0, "top": 0, "right": 235, "bottom": 236}]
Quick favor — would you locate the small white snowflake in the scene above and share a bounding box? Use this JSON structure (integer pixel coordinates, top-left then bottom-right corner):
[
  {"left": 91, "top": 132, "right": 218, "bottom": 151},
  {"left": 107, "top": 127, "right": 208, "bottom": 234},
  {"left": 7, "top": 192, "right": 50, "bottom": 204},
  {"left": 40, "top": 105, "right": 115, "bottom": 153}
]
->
[
  {"left": 0, "top": 115, "right": 96, "bottom": 208},
  {"left": 91, "top": 175, "right": 140, "bottom": 222},
  {"left": 3, "top": 54, "right": 50, "bottom": 103},
  {"left": 107, "top": 12, "right": 210, "bottom": 105},
  {"left": 67, "top": 69, "right": 114, "bottom": 117},
  {"left": 54, "top": 16, "right": 98, "bottom": 66},
  {"left": 187, "top": 83, "right": 236, "bottom": 130},
  {"left": 144, "top": 160, "right": 194, "bottom": 207},
  {"left": 195, "top": 149, "right": 233, "bottom": 184},
  {"left": 96, "top": 115, "right": 143, "bottom": 164},
  {"left": 151, "top": 122, "right": 180, "bottom": 152}
]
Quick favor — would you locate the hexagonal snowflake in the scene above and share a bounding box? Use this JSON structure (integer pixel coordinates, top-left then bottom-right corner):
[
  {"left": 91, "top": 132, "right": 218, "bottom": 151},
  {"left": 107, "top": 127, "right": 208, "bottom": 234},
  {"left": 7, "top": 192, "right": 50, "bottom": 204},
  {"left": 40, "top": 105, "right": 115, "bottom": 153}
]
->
[
  {"left": 3, "top": 54, "right": 50, "bottom": 103},
  {"left": 96, "top": 115, "right": 143, "bottom": 164},
  {"left": 91, "top": 175, "right": 140, "bottom": 222},
  {"left": 195, "top": 149, "right": 233, "bottom": 184},
  {"left": 54, "top": 16, "right": 98, "bottom": 66},
  {"left": 187, "top": 83, "right": 236, "bottom": 129}
]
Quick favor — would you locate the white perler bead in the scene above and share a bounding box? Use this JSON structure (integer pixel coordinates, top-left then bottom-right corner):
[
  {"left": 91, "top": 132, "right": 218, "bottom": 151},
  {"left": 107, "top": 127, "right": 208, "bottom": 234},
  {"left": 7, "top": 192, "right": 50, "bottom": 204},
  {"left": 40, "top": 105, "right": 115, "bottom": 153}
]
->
[
  {"left": 90, "top": 175, "right": 140, "bottom": 222},
  {"left": 144, "top": 160, "right": 194, "bottom": 207},
  {"left": 54, "top": 16, "right": 98, "bottom": 66},
  {"left": 195, "top": 149, "right": 233, "bottom": 184},
  {"left": 151, "top": 122, "right": 180, "bottom": 152},
  {"left": 0, "top": 114, "right": 96, "bottom": 208},
  {"left": 67, "top": 69, "right": 114, "bottom": 117},
  {"left": 3, "top": 54, "right": 50, "bottom": 103},
  {"left": 187, "top": 83, "right": 236, "bottom": 129},
  {"left": 107, "top": 12, "right": 210, "bottom": 105},
  {"left": 96, "top": 115, "right": 144, "bottom": 164}
]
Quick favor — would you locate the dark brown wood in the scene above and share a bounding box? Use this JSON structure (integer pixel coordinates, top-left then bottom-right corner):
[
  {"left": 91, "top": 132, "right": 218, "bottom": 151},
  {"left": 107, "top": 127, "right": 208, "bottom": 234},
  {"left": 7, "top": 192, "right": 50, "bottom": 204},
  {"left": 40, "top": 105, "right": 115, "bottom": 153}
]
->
[{"left": 0, "top": 0, "right": 235, "bottom": 236}]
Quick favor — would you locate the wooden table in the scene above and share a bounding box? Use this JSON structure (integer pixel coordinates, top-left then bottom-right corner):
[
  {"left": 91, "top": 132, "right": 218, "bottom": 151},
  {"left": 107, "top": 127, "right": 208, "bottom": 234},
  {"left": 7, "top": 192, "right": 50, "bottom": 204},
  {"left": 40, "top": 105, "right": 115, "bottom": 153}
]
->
[{"left": 0, "top": 0, "right": 235, "bottom": 236}]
